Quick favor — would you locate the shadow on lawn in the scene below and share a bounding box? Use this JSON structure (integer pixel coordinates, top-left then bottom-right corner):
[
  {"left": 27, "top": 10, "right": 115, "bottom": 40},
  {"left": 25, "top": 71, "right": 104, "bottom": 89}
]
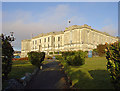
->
[{"left": 72, "top": 70, "right": 114, "bottom": 89}]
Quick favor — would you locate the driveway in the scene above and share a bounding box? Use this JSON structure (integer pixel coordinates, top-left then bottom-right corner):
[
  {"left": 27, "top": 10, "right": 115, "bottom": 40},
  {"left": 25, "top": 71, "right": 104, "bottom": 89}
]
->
[{"left": 25, "top": 60, "right": 69, "bottom": 89}]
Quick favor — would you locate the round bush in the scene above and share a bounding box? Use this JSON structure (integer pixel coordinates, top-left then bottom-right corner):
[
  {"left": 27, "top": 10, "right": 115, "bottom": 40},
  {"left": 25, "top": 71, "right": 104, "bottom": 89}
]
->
[
  {"left": 28, "top": 52, "right": 45, "bottom": 68},
  {"left": 66, "top": 51, "right": 85, "bottom": 66}
]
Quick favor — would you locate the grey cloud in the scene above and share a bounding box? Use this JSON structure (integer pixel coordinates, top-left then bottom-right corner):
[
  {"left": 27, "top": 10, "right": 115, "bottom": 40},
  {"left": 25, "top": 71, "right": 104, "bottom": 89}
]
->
[{"left": 3, "top": 4, "right": 87, "bottom": 50}]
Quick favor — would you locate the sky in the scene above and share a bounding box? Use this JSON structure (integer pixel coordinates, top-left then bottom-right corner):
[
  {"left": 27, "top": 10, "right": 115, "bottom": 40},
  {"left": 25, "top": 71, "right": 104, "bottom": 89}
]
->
[{"left": 2, "top": 2, "right": 119, "bottom": 51}]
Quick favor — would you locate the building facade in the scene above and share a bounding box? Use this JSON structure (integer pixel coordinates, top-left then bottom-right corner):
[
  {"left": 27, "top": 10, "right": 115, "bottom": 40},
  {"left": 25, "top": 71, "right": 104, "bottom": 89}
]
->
[{"left": 21, "top": 24, "right": 118, "bottom": 57}]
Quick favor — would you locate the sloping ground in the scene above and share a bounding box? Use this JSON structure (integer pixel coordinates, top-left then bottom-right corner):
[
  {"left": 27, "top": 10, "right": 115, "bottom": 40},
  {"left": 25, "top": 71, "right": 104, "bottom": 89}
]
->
[
  {"left": 25, "top": 60, "right": 69, "bottom": 89},
  {"left": 62, "top": 57, "right": 114, "bottom": 89}
]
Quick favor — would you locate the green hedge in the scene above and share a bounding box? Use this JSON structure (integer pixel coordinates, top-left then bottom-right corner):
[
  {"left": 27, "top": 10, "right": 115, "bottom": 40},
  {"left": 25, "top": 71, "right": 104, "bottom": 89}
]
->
[
  {"left": 106, "top": 41, "right": 120, "bottom": 89},
  {"left": 46, "top": 55, "right": 53, "bottom": 59},
  {"left": 62, "top": 50, "right": 85, "bottom": 66},
  {"left": 54, "top": 51, "right": 62, "bottom": 54},
  {"left": 54, "top": 52, "right": 58, "bottom": 54},
  {"left": 27, "top": 51, "right": 45, "bottom": 68},
  {"left": 55, "top": 55, "right": 63, "bottom": 60},
  {"left": 49, "top": 52, "right": 53, "bottom": 54}
]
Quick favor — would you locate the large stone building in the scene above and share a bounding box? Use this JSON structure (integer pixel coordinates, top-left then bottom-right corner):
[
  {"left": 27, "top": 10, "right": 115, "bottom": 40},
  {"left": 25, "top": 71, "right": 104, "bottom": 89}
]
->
[{"left": 21, "top": 24, "right": 118, "bottom": 57}]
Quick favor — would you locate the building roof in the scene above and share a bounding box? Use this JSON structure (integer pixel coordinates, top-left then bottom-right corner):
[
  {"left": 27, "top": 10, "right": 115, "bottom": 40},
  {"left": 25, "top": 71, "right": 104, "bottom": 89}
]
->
[
  {"left": 31, "top": 24, "right": 118, "bottom": 39},
  {"left": 21, "top": 39, "right": 31, "bottom": 41},
  {"left": 64, "top": 24, "right": 117, "bottom": 38},
  {"left": 32, "top": 31, "right": 64, "bottom": 39}
]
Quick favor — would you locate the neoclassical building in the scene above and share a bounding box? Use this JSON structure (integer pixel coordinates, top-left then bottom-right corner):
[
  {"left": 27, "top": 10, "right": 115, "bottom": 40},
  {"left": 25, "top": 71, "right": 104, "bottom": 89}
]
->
[{"left": 21, "top": 24, "right": 118, "bottom": 57}]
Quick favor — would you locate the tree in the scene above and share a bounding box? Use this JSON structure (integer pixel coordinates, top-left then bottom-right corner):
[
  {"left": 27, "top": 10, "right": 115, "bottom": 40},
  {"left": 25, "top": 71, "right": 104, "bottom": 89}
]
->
[
  {"left": 1, "top": 34, "right": 14, "bottom": 80},
  {"left": 96, "top": 44, "right": 107, "bottom": 57},
  {"left": 106, "top": 41, "right": 120, "bottom": 89},
  {"left": 28, "top": 51, "right": 45, "bottom": 68}
]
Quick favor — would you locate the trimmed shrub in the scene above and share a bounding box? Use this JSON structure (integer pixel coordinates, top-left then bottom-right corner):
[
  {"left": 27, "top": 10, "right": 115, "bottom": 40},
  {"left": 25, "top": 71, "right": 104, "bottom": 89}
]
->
[
  {"left": 2, "top": 34, "right": 14, "bottom": 80},
  {"left": 46, "top": 55, "right": 53, "bottom": 59},
  {"left": 106, "top": 41, "right": 120, "bottom": 89},
  {"left": 55, "top": 55, "right": 63, "bottom": 60},
  {"left": 54, "top": 51, "right": 62, "bottom": 54},
  {"left": 62, "top": 50, "right": 85, "bottom": 66},
  {"left": 62, "top": 51, "right": 75, "bottom": 60},
  {"left": 27, "top": 51, "right": 45, "bottom": 68},
  {"left": 92, "top": 49, "right": 99, "bottom": 57},
  {"left": 59, "top": 52, "right": 62, "bottom": 54},
  {"left": 83, "top": 51, "right": 88, "bottom": 58},
  {"left": 49, "top": 52, "right": 53, "bottom": 55},
  {"left": 66, "top": 51, "right": 85, "bottom": 66},
  {"left": 54, "top": 52, "right": 58, "bottom": 54}
]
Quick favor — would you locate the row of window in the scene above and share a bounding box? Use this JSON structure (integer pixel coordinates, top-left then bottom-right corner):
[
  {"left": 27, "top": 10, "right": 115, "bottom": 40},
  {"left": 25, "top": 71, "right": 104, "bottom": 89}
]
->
[
  {"left": 32, "top": 44, "right": 61, "bottom": 49},
  {"left": 33, "top": 37, "right": 61, "bottom": 45}
]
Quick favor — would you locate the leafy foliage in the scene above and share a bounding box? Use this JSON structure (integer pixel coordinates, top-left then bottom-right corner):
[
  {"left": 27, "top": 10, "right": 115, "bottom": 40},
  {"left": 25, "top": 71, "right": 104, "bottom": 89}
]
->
[
  {"left": 55, "top": 55, "right": 63, "bottom": 60},
  {"left": 92, "top": 49, "right": 99, "bottom": 57},
  {"left": 62, "top": 51, "right": 75, "bottom": 60},
  {"left": 54, "top": 52, "right": 59, "bottom": 54},
  {"left": 62, "top": 50, "right": 85, "bottom": 66},
  {"left": 96, "top": 44, "right": 107, "bottom": 57},
  {"left": 27, "top": 51, "right": 45, "bottom": 68},
  {"left": 1, "top": 34, "right": 14, "bottom": 80},
  {"left": 49, "top": 52, "right": 53, "bottom": 55},
  {"left": 66, "top": 51, "right": 85, "bottom": 66},
  {"left": 106, "top": 41, "right": 120, "bottom": 89},
  {"left": 45, "top": 55, "right": 53, "bottom": 59},
  {"left": 54, "top": 51, "right": 62, "bottom": 54}
]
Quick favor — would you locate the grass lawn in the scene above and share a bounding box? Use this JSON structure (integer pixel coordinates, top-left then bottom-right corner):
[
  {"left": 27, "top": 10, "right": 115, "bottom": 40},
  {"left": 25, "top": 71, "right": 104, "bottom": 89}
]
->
[
  {"left": 8, "top": 60, "right": 36, "bottom": 79},
  {"left": 2, "top": 60, "right": 36, "bottom": 89},
  {"left": 62, "top": 57, "right": 114, "bottom": 89}
]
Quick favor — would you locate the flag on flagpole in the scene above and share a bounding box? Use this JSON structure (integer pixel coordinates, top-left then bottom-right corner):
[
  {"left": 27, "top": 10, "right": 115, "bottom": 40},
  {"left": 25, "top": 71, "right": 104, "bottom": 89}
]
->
[{"left": 68, "top": 20, "right": 71, "bottom": 23}]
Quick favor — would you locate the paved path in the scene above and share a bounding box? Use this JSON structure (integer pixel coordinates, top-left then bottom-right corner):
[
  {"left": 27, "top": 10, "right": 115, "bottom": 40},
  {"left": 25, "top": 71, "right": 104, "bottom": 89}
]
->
[{"left": 25, "top": 60, "right": 69, "bottom": 89}]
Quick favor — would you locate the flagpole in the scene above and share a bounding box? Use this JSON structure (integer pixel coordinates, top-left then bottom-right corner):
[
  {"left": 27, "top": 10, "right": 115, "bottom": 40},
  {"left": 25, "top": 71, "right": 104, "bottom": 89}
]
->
[
  {"left": 68, "top": 20, "right": 70, "bottom": 27},
  {"left": 68, "top": 20, "right": 72, "bottom": 51}
]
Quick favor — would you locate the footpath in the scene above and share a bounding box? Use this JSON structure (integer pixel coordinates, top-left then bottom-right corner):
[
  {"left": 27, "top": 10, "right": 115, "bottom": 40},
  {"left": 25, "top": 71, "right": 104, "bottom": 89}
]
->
[{"left": 25, "top": 60, "right": 69, "bottom": 89}]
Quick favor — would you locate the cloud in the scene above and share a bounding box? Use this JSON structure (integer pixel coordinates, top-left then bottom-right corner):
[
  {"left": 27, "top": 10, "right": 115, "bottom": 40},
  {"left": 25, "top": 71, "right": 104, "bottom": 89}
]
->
[
  {"left": 101, "top": 24, "right": 118, "bottom": 36},
  {"left": 3, "top": 4, "right": 87, "bottom": 50}
]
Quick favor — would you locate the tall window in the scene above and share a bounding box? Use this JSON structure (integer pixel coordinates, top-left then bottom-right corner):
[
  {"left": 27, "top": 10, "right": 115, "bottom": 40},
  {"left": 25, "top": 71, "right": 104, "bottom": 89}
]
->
[
  {"left": 58, "top": 37, "right": 60, "bottom": 41},
  {"left": 35, "top": 40, "right": 37, "bottom": 44},
  {"left": 48, "top": 37, "right": 50, "bottom": 42},
  {"left": 33, "top": 41, "right": 34, "bottom": 45},
  {"left": 48, "top": 44, "right": 49, "bottom": 48},
  {"left": 40, "top": 39, "right": 41, "bottom": 43},
  {"left": 54, "top": 37, "right": 55, "bottom": 42},
  {"left": 58, "top": 44, "right": 60, "bottom": 48},
  {"left": 44, "top": 38, "right": 46, "bottom": 42}
]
